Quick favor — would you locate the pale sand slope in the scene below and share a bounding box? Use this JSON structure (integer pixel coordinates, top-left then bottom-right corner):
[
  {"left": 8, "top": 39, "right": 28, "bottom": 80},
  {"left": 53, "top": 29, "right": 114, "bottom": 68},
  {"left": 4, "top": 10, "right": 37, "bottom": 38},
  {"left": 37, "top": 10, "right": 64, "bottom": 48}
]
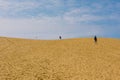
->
[{"left": 0, "top": 37, "right": 120, "bottom": 80}]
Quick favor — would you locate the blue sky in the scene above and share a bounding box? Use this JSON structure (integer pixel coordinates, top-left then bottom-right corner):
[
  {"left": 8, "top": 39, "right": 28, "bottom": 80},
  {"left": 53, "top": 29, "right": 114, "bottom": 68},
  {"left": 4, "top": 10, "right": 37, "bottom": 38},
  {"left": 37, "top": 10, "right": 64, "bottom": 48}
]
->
[{"left": 0, "top": 0, "right": 120, "bottom": 39}]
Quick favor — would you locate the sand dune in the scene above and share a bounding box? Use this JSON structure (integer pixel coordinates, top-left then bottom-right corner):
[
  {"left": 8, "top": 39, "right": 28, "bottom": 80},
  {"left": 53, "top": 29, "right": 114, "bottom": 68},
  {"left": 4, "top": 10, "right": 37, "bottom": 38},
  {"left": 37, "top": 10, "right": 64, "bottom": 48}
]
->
[{"left": 0, "top": 37, "right": 120, "bottom": 80}]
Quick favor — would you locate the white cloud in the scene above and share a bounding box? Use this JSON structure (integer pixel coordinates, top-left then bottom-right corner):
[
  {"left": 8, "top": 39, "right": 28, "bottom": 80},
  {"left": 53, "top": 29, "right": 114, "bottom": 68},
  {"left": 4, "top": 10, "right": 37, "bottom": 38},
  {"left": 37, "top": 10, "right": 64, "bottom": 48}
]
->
[
  {"left": 0, "top": 0, "right": 119, "bottom": 39},
  {"left": 63, "top": 8, "right": 104, "bottom": 24},
  {"left": 0, "top": 0, "right": 40, "bottom": 11},
  {"left": 0, "top": 0, "right": 10, "bottom": 10},
  {"left": 0, "top": 0, "right": 64, "bottom": 11},
  {"left": 0, "top": 15, "right": 104, "bottom": 39}
]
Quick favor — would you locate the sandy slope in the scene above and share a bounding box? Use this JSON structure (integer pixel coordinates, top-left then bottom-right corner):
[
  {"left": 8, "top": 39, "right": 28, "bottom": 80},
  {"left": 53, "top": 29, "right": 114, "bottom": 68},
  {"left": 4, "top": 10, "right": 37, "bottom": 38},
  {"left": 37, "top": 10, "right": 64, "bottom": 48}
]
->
[{"left": 0, "top": 37, "right": 120, "bottom": 80}]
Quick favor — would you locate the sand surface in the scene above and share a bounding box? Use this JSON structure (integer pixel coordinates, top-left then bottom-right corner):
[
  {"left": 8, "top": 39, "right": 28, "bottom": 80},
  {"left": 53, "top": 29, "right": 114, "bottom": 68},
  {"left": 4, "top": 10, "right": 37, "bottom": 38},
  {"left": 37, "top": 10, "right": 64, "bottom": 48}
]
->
[{"left": 0, "top": 37, "right": 120, "bottom": 80}]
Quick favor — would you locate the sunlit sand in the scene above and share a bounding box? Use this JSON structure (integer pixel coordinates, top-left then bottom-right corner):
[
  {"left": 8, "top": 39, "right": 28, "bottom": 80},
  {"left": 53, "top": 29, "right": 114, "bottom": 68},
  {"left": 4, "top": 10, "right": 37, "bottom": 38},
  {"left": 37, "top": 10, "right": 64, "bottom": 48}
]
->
[{"left": 0, "top": 37, "right": 120, "bottom": 80}]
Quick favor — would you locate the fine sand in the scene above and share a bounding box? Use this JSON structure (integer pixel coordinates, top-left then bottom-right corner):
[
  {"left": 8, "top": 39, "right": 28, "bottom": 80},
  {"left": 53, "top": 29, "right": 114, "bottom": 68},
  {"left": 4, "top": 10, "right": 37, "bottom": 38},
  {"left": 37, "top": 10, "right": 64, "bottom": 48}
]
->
[{"left": 0, "top": 37, "right": 120, "bottom": 80}]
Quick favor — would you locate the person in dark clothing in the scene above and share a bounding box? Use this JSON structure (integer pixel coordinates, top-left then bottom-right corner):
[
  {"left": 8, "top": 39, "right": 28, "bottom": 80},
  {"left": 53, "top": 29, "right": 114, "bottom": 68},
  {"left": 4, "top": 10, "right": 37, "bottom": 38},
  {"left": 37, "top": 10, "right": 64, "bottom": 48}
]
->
[
  {"left": 59, "top": 36, "right": 62, "bottom": 40},
  {"left": 94, "top": 35, "right": 97, "bottom": 43}
]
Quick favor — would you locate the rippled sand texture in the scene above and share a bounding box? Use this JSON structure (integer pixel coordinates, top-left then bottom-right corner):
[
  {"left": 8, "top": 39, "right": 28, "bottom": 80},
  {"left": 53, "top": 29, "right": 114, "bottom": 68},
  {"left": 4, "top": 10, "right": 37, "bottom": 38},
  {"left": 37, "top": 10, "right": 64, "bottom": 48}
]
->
[{"left": 0, "top": 37, "right": 120, "bottom": 80}]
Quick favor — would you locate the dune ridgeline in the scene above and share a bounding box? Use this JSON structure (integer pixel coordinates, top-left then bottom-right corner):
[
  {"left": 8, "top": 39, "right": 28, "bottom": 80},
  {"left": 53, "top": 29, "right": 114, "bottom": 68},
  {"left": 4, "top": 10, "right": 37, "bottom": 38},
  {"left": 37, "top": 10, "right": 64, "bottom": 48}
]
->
[{"left": 0, "top": 37, "right": 120, "bottom": 80}]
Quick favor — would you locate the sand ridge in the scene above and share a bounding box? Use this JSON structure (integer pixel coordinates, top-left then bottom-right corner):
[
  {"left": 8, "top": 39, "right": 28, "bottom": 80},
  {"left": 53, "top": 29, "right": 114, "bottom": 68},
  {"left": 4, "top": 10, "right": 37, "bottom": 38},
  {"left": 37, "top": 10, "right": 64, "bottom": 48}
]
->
[{"left": 0, "top": 37, "right": 120, "bottom": 80}]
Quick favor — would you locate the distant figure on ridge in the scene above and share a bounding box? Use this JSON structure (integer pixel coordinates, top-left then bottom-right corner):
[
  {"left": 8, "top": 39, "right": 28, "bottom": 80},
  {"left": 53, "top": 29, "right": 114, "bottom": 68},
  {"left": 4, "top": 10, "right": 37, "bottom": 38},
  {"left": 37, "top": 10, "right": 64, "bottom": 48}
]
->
[
  {"left": 59, "top": 36, "right": 62, "bottom": 40},
  {"left": 94, "top": 35, "right": 97, "bottom": 43}
]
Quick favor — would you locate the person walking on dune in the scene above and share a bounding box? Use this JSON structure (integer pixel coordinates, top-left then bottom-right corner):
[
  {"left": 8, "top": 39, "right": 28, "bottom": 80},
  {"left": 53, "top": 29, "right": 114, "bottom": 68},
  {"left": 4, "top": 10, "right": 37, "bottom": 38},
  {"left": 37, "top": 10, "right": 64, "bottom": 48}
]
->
[
  {"left": 94, "top": 35, "right": 97, "bottom": 43},
  {"left": 59, "top": 36, "right": 62, "bottom": 40}
]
